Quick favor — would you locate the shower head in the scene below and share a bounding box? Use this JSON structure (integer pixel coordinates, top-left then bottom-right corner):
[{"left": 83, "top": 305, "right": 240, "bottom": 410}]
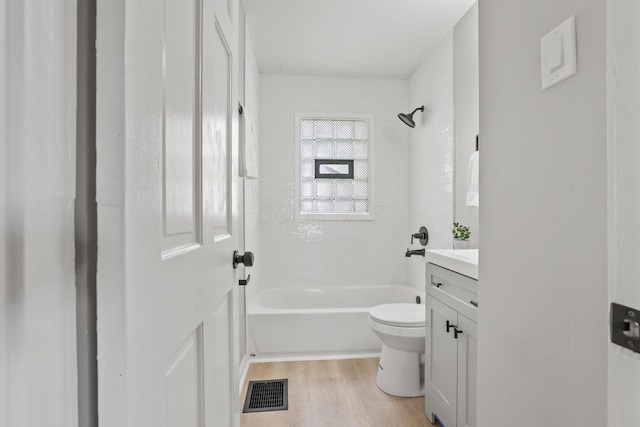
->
[{"left": 398, "top": 106, "right": 425, "bottom": 128}]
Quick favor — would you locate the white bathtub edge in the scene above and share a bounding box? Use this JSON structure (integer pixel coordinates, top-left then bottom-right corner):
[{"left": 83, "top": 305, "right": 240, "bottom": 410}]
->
[
  {"left": 248, "top": 284, "right": 422, "bottom": 313},
  {"left": 247, "top": 351, "right": 382, "bottom": 364}
]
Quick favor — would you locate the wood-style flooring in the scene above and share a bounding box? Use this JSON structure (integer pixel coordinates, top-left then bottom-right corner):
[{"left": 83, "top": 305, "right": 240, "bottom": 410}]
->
[{"left": 240, "top": 358, "right": 435, "bottom": 427}]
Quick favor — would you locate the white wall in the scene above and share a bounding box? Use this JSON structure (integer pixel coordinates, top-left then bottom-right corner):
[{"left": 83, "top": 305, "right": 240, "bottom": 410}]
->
[
  {"left": 407, "top": 33, "right": 455, "bottom": 289},
  {"left": 453, "top": 3, "right": 479, "bottom": 248},
  {"left": 256, "top": 75, "right": 409, "bottom": 292},
  {"left": 607, "top": 0, "right": 640, "bottom": 424},
  {"left": 478, "top": 1, "right": 608, "bottom": 426}
]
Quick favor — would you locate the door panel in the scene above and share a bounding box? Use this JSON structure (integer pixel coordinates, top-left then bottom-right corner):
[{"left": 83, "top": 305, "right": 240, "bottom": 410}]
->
[
  {"left": 425, "top": 295, "right": 458, "bottom": 427},
  {"left": 209, "top": 21, "right": 232, "bottom": 238},
  {"left": 215, "top": 0, "right": 235, "bottom": 42},
  {"left": 165, "top": 326, "right": 204, "bottom": 427},
  {"left": 211, "top": 295, "right": 233, "bottom": 427},
  {"left": 163, "top": 0, "right": 197, "bottom": 236},
  {"left": 162, "top": 0, "right": 202, "bottom": 255},
  {"left": 97, "top": 0, "right": 240, "bottom": 425},
  {"left": 457, "top": 314, "right": 477, "bottom": 427}
]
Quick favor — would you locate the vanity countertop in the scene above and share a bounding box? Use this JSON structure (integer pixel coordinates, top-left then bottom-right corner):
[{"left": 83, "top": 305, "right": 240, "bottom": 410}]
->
[{"left": 425, "top": 249, "right": 478, "bottom": 280}]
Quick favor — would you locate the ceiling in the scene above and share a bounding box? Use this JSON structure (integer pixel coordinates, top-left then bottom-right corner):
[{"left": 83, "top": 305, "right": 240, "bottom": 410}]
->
[{"left": 241, "top": 0, "right": 475, "bottom": 80}]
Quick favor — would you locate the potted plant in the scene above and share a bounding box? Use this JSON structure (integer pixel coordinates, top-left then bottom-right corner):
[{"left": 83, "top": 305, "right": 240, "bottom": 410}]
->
[{"left": 452, "top": 222, "right": 471, "bottom": 249}]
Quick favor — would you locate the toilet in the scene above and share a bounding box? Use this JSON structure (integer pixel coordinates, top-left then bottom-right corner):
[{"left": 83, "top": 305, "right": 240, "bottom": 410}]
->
[{"left": 368, "top": 303, "right": 425, "bottom": 397}]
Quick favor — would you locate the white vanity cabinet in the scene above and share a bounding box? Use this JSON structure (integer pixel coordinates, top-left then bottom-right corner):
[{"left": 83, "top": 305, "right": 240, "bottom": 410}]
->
[{"left": 425, "top": 259, "right": 478, "bottom": 427}]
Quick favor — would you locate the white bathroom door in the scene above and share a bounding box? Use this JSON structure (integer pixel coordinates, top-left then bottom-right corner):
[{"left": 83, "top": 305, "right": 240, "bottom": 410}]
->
[
  {"left": 96, "top": 0, "right": 241, "bottom": 426},
  {"left": 608, "top": 2, "right": 640, "bottom": 424}
]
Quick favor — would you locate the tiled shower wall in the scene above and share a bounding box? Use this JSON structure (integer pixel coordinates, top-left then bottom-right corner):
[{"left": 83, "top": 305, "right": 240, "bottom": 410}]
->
[
  {"left": 256, "top": 75, "right": 410, "bottom": 292},
  {"left": 407, "top": 32, "right": 455, "bottom": 289}
]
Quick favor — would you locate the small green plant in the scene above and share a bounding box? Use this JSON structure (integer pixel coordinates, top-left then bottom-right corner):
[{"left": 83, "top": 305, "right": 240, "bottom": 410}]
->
[{"left": 452, "top": 222, "right": 471, "bottom": 241}]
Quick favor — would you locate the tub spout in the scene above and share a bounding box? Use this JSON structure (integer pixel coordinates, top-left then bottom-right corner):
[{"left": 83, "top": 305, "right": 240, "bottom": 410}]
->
[{"left": 405, "top": 248, "right": 425, "bottom": 257}]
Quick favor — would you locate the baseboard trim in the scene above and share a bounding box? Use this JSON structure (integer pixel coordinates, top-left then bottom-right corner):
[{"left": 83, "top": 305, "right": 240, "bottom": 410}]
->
[{"left": 239, "top": 354, "right": 249, "bottom": 395}]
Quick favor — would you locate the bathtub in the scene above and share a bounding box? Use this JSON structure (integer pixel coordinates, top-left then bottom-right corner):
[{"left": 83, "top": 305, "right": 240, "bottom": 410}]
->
[{"left": 248, "top": 285, "right": 422, "bottom": 360}]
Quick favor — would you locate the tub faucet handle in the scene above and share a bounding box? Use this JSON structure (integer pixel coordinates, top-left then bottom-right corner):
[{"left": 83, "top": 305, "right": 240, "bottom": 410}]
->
[{"left": 410, "top": 226, "right": 429, "bottom": 246}]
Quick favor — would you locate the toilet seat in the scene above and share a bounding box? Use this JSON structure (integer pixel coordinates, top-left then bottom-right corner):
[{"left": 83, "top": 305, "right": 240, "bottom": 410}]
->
[{"left": 369, "top": 303, "right": 425, "bottom": 328}]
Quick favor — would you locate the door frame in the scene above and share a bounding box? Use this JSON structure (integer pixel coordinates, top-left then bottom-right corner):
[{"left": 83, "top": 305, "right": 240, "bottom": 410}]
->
[{"left": 1, "top": 0, "right": 78, "bottom": 426}]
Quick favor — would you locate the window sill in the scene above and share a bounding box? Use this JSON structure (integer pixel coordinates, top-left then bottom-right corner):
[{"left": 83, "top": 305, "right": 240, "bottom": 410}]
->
[{"left": 295, "top": 212, "right": 375, "bottom": 222}]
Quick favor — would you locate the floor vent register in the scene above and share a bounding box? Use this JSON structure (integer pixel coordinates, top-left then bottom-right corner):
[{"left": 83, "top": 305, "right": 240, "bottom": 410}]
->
[{"left": 242, "top": 379, "right": 289, "bottom": 413}]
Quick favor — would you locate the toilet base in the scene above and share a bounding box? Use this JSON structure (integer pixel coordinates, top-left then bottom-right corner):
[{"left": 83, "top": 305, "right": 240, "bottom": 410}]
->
[{"left": 375, "top": 345, "right": 424, "bottom": 397}]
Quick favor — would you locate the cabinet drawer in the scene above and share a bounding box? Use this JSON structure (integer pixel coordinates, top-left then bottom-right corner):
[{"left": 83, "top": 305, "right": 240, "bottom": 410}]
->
[{"left": 426, "top": 263, "right": 478, "bottom": 322}]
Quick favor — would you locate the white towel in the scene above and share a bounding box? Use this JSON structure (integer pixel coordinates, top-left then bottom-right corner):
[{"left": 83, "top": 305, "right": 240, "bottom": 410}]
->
[
  {"left": 466, "top": 151, "right": 479, "bottom": 207},
  {"left": 240, "top": 106, "right": 258, "bottom": 179}
]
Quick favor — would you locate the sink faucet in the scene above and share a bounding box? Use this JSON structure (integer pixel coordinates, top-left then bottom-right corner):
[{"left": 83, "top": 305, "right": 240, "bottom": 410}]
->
[{"left": 405, "top": 248, "right": 425, "bottom": 257}]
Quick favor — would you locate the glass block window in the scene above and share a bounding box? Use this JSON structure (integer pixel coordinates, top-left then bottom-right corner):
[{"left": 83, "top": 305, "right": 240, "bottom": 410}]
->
[{"left": 298, "top": 117, "right": 371, "bottom": 217}]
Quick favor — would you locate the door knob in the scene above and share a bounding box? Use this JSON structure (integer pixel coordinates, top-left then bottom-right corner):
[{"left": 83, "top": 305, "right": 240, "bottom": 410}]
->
[{"left": 233, "top": 250, "right": 254, "bottom": 268}]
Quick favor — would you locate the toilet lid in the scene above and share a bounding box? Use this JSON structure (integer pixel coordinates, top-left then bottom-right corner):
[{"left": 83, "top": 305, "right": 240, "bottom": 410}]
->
[{"left": 369, "top": 303, "right": 425, "bottom": 327}]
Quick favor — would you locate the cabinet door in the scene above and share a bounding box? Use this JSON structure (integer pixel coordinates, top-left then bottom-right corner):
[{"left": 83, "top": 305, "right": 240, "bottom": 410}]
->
[
  {"left": 425, "top": 295, "right": 459, "bottom": 427},
  {"left": 456, "top": 314, "right": 478, "bottom": 427}
]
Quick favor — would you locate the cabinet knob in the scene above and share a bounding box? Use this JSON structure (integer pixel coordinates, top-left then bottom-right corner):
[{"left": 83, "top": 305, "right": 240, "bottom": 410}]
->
[
  {"left": 454, "top": 327, "right": 463, "bottom": 339},
  {"left": 446, "top": 320, "right": 454, "bottom": 333}
]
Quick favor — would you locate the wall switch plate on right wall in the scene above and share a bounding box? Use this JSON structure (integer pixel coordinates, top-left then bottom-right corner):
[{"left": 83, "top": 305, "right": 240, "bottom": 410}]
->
[{"left": 541, "top": 15, "right": 577, "bottom": 90}]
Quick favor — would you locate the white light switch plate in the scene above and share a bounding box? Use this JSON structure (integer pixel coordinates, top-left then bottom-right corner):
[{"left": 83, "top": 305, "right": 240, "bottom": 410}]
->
[{"left": 541, "top": 15, "right": 577, "bottom": 90}]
